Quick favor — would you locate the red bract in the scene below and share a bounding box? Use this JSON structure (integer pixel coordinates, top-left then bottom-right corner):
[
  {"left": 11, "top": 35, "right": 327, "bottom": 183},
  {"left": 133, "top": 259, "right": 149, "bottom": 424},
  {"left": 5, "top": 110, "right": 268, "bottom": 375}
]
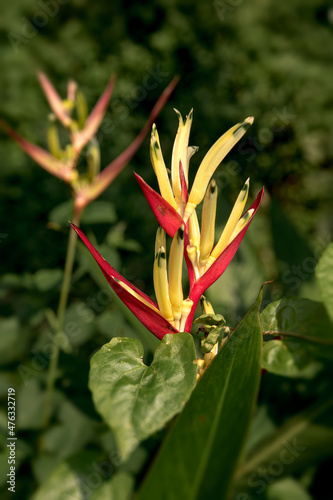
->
[{"left": 71, "top": 224, "right": 178, "bottom": 339}]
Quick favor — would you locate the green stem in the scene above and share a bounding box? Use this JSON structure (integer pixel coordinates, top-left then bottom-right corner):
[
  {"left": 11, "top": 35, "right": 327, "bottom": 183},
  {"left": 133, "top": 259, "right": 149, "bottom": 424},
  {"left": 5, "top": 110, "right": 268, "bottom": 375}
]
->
[{"left": 42, "top": 209, "right": 81, "bottom": 428}]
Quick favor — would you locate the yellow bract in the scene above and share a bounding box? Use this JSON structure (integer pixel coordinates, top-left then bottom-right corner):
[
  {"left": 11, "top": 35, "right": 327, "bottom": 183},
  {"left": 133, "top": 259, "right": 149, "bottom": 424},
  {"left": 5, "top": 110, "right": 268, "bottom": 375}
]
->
[
  {"left": 168, "top": 225, "right": 185, "bottom": 325},
  {"left": 199, "top": 179, "right": 217, "bottom": 268},
  {"left": 184, "top": 116, "right": 254, "bottom": 222},
  {"left": 153, "top": 246, "right": 174, "bottom": 324},
  {"left": 150, "top": 125, "right": 178, "bottom": 210},
  {"left": 205, "top": 178, "right": 250, "bottom": 270},
  {"left": 171, "top": 109, "right": 193, "bottom": 209}
]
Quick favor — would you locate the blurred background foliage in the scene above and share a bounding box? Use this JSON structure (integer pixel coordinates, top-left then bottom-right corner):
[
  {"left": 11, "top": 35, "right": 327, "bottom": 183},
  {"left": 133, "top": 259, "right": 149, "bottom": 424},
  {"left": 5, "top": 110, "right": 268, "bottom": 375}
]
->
[{"left": 0, "top": 0, "right": 333, "bottom": 498}]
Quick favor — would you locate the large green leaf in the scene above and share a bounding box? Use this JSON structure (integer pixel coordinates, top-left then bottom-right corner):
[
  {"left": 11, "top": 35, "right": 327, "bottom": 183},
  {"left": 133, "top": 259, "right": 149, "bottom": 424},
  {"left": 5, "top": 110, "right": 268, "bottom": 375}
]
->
[
  {"left": 137, "top": 287, "right": 263, "bottom": 500},
  {"left": 262, "top": 339, "right": 322, "bottom": 378},
  {"left": 261, "top": 297, "right": 333, "bottom": 367},
  {"left": 316, "top": 243, "right": 333, "bottom": 322},
  {"left": 89, "top": 332, "right": 197, "bottom": 461}
]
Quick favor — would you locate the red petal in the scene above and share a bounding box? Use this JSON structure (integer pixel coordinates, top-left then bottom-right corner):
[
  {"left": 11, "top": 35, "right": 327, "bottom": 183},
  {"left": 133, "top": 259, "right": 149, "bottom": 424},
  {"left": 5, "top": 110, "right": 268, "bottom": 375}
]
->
[
  {"left": 71, "top": 223, "right": 157, "bottom": 306},
  {"left": 0, "top": 119, "right": 75, "bottom": 183},
  {"left": 73, "top": 75, "right": 116, "bottom": 152},
  {"left": 134, "top": 173, "right": 184, "bottom": 238},
  {"left": 108, "top": 276, "right": 178, "bottom": 340},
  {"left": 38, "top": 72, "right": 72, "bottom": 127},
  {"left": 71, "top": 223, "right": 177, "bottom": 340},
  {"left": 185, "top": 188, "right": 265, "bottom": 331},
  {"left": 77, "top": 76, "right": 179, "bottom": 208}
]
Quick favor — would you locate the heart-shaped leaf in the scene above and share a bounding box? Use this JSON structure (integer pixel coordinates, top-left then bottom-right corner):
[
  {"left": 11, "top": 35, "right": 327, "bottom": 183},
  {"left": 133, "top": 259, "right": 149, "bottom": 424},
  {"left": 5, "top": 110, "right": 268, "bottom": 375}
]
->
[
  {"left": 89, "top": 332, "right": 197, "bottom": 460},
  {"left": 138, "top": 286, "right": 263, "bottom": 500}
]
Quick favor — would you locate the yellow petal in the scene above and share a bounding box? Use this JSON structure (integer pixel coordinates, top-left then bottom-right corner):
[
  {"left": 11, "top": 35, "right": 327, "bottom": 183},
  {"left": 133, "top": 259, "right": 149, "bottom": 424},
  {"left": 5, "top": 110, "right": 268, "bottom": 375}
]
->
[
  {"left": 150, "top": 124, "right": 178, "bottom": 210},
  {"left": 199, "top": 179, "right": 217, "bottom": 268},
  {"left": 171, "top": 109, "right": 193, "bottom": 205},
  {"left": 200, "top": 296, "right": 215, "bottom": 315},
  {"left": 113, "top": 278, "right": 160, "bottom": 314},
  {"left": 168, "top": 225, "right": 185, "bottom": 321},
  {"left": 154, "top": 226, "right": 166, "bottom": 256},
  {"left": 188, "top": 209, "right": 201, "bottom": 249},
  {"left": 180, "top": 298, "right": 193, "bottom": 331},
  {"left": 184, "top": 117, "right": 253, "bottom": 222},
  {"left": 209, "top": 178, "right": 250, "bottom": 262},
  {"left": 153, "top": 246, "right": 174, "bottom": 323},
  {"left": 228, "top": 208, "right": 254, "bottom": 244},
  {"left": 186, "top": 244, "right": 200, "bottom": 280}
]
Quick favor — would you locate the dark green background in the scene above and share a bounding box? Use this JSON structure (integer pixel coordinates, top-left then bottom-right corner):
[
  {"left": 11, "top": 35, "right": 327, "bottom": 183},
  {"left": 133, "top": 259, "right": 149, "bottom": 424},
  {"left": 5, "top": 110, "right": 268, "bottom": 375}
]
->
[{"left": 0, "top": 1, "right": 333, "bottom": 498}]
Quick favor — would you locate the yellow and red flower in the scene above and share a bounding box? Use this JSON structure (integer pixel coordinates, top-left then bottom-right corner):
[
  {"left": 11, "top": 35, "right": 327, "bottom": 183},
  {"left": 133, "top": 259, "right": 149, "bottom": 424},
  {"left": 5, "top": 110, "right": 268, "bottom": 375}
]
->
[{"left": 72, "top": 110, "right": 264, "bottom": 339}]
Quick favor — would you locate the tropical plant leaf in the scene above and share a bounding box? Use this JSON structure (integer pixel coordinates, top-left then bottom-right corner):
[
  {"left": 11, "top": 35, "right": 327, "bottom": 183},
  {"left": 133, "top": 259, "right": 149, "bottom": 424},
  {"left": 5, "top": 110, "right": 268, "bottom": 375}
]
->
[
  {"left": 137, "top": 286, "right": 263, "bottom": 500},
  {"left": 261, "top": 297, "right": 333, "bottom": 364},
  {"left": 262, "top": 339, "right": 322, "bottom": 378},
  {"left": 89, "top": 332, "right": 197, "bottom": 461}
]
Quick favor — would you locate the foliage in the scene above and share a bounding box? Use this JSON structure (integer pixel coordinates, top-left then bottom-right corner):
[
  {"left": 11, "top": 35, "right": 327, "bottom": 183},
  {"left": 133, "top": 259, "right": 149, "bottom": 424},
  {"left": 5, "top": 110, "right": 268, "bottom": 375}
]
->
[{"left": 0, "top": 0, "right": 333, "bottom": 499}]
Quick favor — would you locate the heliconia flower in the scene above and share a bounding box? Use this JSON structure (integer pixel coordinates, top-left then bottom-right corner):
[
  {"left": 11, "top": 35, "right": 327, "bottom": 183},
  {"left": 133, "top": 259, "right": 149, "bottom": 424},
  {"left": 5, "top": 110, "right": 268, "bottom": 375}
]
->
[
  {"left": 75, "top": 75, "right": 179, "bottom": 213},
  {"left": 1, "top": 72, "right": 179, "bottom": 220},
  {"left": 71, "top": 110, "right": 264, "bottom": 340}
]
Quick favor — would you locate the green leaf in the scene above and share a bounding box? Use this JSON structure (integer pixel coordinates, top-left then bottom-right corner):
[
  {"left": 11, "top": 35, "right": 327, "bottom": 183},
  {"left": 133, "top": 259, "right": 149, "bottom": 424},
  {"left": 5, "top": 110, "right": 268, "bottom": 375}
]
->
[
  {"left": 48, "top": 199, "right": 74, "bottom": 226},
  {"left": 89, "top": 332, "right": 197, "bottom": 461},
  {"left": 193, "top": 313, "right": 226, "bottom": 326},
  {"left": 41, "top": 397, "right": 96, "bottom": 459},
  {"left": 106, "top": 223, "right": 142, "bottom": 252},
  {"left": 138, "top": 287, "right": 263, "bottom": 500},
  {"left": 90, "top": 472, "right": 134, "bottom": 500},
  {"left": 261, "top": 297, "right": 333, "bottom": 363},
  {"left": 16, "top": 379, "right": 49, "bottom": 430},
  {"left": 0, "top": 317, "right": 31, "bottom": 366},
  {"left": 49, "top": 199, "right": 117, "bottom": 226},
  {"left": 63, "top": 302, "right": 97, "bottom": 347},
  {"left": 316, "top": 242, "right": 333, "bottom": 322},
  {"left": 266, "top": 477, "right": 312, "bottom": 500},
  {"left": 262, "top": 339, "right": 322, "bottom": 378},
  {"left": 32, "top": 451, "right": 115, "bottom": 500},
  {"left": 81, "top": 201, "right": 117, "bottom": 224},
  {"left": 33, "top": 268, "right": 63, "bottom": 291}
]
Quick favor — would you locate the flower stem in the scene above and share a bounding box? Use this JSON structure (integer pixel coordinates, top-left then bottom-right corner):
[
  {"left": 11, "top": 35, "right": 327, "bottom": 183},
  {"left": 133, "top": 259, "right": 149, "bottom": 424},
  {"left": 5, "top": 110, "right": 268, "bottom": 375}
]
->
[{"left": 42, "top": 210, "right": 80, "bottom": 428}]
